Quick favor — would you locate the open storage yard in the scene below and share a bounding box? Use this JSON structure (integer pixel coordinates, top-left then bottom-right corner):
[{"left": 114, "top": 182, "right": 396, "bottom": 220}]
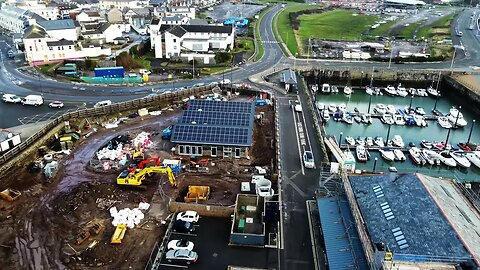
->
[{"left": 0, "top": 91, "right": 275, "bottom": 269}]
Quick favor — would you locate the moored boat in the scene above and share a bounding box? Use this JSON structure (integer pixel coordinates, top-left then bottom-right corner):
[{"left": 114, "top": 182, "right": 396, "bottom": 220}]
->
[
  {"left": 366, "top": 137, "right": 374, "bottom": 147},
  {"left": 393, "top": 114, "right": 405, "bottom": 125},
  {"left": 384, "top": 85, "right": 397, "bottom": 96},
  {"left": 374, "top": 136, "right": 385, "bottom": 147},
  {"left": 356, "top": 145, "right": 369, "bottom": 162},
  {"left": 415, "top": 107, "right": 426, "bottom": 115},
  {"left": 420, "top": 149, "right": 436, "bottom": 165},
  {"left": 374, "top": 103, "right": 387, "bottom": 114},
  {"left": 328, "top": 103, "right": 337, "bottom": 112},
  {"left": 345, "top": 136, "right": 355, "bottom": 146},
  {"left": 386, "top": 105, "right": 396, "bottom": 114},
  {"left": 392, "top": 135, "right": 404, "bottom": 147},
  {"left": 413, "top": 114, "right": 427, "bottom": 127},
  {"left": 422, "top": 149, "right": 441, "bottom": 165},
  {"left": 379, "top": 148, "right": 396, "bottom": 161},
  {"left": 321, "top": 83, "right": 330, "bottom": 93},
  {"left": 451, "top": 151, "right": 471, "bottom": 168},
  {"left": 439, "top": 151, "right": 457, "bottom": 167},
  {"left": 393, "top": 149, "right": 406, "bottom": 161},
  {"left": 438, "top": 116, "right": 452, "bottom": 129},
  {"left": 409, "top": 147, "right": 426, "bottom": 165},
  {"left": 316, "top": 102, "right": 326, "bottom": 111},
  {"left": 381, "top": 114, "right": 394, "bottom": 125},
  {"left": 331, "top": 85, "right": 339, "bottom": 93},
  {"left": 420, "top": 140, "right": 433, "bottom": 149},
  {"left": 427, "top": 86, "right": 439, "bottom": 97},
  {"left": 466, "top": 152, "right": 480, "bottom": 169},
  {"left": 356, "top": 136, "right": 365, "bottom": 146},
  {"left": 338, "top": 103, "right": 347, "bottom": 112},
  {"left": 311, "top": 84, "right": 318, "bottom": 93},
  {"left": 365, "top": 86, "right": 374, "bottom": 95},
  {"left": 344, "top": 86, "right": 352, "bottom": 95}
]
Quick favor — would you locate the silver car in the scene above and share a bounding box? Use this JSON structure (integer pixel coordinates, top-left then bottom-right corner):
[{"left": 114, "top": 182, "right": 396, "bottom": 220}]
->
[{"left": 165, "top": 249, "right": 198, "bottom": 265}]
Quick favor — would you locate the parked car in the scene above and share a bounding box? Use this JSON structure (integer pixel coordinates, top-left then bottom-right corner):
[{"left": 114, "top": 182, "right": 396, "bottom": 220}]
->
[
  {"left": 172, "top": 220, "right": 195, "bottom": 233},
  {"left": 165, "top": 250, "right": 198, "bottom": 265},
  {"left": 2, "top": 94, "right": 22, "bottom": 103},
  {"left": 176, "top": 211, "right": 199, "bottom": 223},
  {"left": 167, "top": 239, "right": 194, "bottom": 251},
  {"left": 303, "top": 151, "right": 315, "bottom": 169},
  {"left": 22, "top": 95, "right": 43, "bottom": 106},
  {"left": 139, "top": 69, "right": 151, "bottom": 75},
  {"left": 93, "top": 100, "right": 112, "bottom": 108},
  {"left": 219, "top": 79, "right": 231, "bottom": 85},
  {"left": 294, "top": 104, "right": 302, "bottom": 112},
  {"left": 48, "top": 100, "right": 64, "bottom": 108}
]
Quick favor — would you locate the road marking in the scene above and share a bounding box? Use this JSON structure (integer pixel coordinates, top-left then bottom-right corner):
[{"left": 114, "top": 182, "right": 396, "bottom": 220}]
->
[
  {"left": 159, "top": 263, "right": 188, "bottom": 268},
  {"left": 290, "top": 100, "right": 305, "bottom": 176},
  {"left": 282, "top": 172, "right": 308, "bottom": 198},
  {"left": 297, "top": 97, "right": 314, "bottom": 155}
]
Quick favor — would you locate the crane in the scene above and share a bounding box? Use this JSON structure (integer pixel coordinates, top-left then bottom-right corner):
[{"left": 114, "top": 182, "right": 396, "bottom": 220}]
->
[
  {"left": 127, "top": 157, "right": 161, "bottom": 172},
  {"left": 117, "top": 166, "right": 176, "bottom": 188}
]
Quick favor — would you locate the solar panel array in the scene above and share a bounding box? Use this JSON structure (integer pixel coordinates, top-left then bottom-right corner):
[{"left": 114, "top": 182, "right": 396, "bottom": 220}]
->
[
  {"left": 188, "top": 99, "right": 254, "bottom": 114},
  {"left": 180, "top": 110, "right": 251, "bottom": 127},
  {"left": 171, "top": 100, "right": 255, "bottom": 146}
]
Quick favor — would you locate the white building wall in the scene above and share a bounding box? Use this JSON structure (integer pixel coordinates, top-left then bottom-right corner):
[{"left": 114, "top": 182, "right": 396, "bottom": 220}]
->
[
  {"left": 0, "top": 134, "right": 21, "bottom": 152},
  {"left": 0, "top": 6, "right": 27, "bottom": 33},
  {"left": 99, "top": 0, "right": 140, "bottom": 10},
  {"left": 46, "top": 28, "right": 79, "bottom": 41},
  {"left": 104, "top": 25, "right": 123, "bottom": 43},
  {"left": 164, "top": 31, "right": 181, "bottom": 58}
]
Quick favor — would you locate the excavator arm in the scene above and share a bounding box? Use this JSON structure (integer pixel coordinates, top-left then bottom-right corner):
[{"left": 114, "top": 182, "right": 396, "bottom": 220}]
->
[{"left": 117, "top": 166, "right": 176, "bottom": 187}]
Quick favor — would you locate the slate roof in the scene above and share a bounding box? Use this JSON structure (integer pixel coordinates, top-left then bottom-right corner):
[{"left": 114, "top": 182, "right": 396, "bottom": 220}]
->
[
  {"left": 23, "top": 25, "right": 47, "bottom": 39},
  {"left": 160, "top": 24, "right": 233, "bottom": 34},
  {"left": 168, "top": 25, "right": 187, "bottom": 38},
  {"left": 281, "top": 69, "right": 297, "bottom": 84},
  {"left": 37, "top": 19, "right": 77, "bottom": 30},
  {"left": 46, "top": 39, "right": 75, "bottom": 46},
  {"left": 349, "top": 173, "right": 473, "bottom": 263}
]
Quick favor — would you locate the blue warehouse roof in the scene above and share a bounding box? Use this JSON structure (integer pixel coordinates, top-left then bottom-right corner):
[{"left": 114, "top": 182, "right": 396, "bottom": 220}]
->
[
  {"left": 317, "top": 196, "right": 369, "bottom": 270},
  {"left": 171, "top": 100, "right": 255, "bottom": 147},
  {"left": 349, "top": 173, "right": 472, "bottom": 263}
]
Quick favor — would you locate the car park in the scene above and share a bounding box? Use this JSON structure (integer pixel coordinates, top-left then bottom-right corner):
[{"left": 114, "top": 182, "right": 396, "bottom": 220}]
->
[
  {"left": 303, "top": 151, "right": 315, "bottom": 169},
  {"left": 176, "top": 211, "right": 199, "bottom": 223},
  {"left": 172, "top": 220, "right": 195, "bottom": 233},
  {"left": 165, "top": 250, "right": 198, "bottom": 265},
  {"left": 167, "top": 239, "right": 194, "bottom": 251},
  {"left": 48, "top": 100, "right": 64, "bottom": 108},
  {"left": 2, "top": 94, "right": 22, "bottom": 103}
]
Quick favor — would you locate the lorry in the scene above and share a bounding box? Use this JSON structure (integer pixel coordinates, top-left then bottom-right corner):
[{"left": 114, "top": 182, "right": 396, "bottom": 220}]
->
[{"left": 21, "top": 95, "right": 44, "bottom": 106}]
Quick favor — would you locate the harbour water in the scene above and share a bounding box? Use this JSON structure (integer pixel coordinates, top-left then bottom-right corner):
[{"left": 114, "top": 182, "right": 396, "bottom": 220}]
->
[{"left": 315, "top": 85, "right": 480, "bottom": 182}]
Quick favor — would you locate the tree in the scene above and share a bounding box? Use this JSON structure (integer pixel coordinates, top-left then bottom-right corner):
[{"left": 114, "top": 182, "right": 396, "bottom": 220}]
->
[
  {"left": 214, "top": 52, "right": 232, "bottom": 64},
  {"left": 85, "top": 59, "right": 97, "bottom": 70}
]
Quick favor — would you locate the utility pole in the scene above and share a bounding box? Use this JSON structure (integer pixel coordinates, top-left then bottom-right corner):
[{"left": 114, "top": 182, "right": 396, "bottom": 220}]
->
[{"left": 450, "top": 46, "right": 457, "bottom": 73}]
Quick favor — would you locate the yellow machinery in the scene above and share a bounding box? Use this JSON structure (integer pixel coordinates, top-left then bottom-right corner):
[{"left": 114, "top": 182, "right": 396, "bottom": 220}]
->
[
  {"left": 0, "top": 188, "right": 21, "bottom": 202},
  {"left": 117, "top": 166, "right": 177, "bottom": 187},
  {"left": 111, "top": 224, "right": 127, "bottom": 244},
  {"left": 184, "top": 186, "right": 210, "bottom": 203}
]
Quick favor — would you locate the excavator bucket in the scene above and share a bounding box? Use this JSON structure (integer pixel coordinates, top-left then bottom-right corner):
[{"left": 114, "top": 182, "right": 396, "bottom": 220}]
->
[{"left": 111, "top": 224, "right": 127, "bottom": 244}]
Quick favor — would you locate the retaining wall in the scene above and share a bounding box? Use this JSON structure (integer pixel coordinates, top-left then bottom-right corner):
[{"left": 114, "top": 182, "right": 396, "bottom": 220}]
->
[{"left": 168, "top": 201, "right": 234, "bottom": 218}]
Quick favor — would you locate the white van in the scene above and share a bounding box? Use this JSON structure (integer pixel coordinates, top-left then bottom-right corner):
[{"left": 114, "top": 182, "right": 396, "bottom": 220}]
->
[
  {"left": 21, "top": 95, "right": 44, "bottom": 106},
  {"left": 93, "top": 100, "right": 112, "bottom": 108},
  {"left": 2, "top": 94, "right": 22, "bottom": 103}
]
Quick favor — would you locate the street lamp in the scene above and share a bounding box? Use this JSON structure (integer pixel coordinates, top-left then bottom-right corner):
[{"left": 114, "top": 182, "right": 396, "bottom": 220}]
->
[
  {"left": 468, "top": 120, "right": 476, "bottom": 144},
  {"left": 367, "top": 94, "right": 372, "bottom": 113},
  {"left": 373, "top": 157, "right": 378, "bottom": 172},
  {"left": 339, "top": 132, "right": 343, "bottom": 146},
  {"left": 388, "top": 39, "right": 395, "bottom": 69},
  {"left": 386, "top": 123, "right": 392, "bottom": 142},
  {"left": 408, "top": 95, "right": 414, "bottom": 111},
  {"left": 294, "top": 53, "right": 298, "bottom": 70},
  {"left": 307, "top": 36, "right": 312, "bottom": 64}
]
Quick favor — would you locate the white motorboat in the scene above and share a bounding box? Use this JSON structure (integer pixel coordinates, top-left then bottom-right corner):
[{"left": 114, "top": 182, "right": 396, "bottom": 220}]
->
[
  {"left": 354, "top": 115, "right": 362, "bottom": 123},
  {"left": 338, "top": 103, "right": 347, "bottom": 112},
  {"left": 437, "top": 116, "right": 452, "bottom": 129},
  {"left": 415, "top": 107, "right": 426, "bottom": 115},
  {"left": 379, "top": 148, "right": 396, "bottom": 161},
  {"left": 345, "top": 136, "right": 356, "bottom": 146},
  {"left": 393, "top": 149, "right": 406, "bottom": 161},
  {"left": 328, "top": 103, "right": 337, "bottom": 112},
  {"left": 439, "top": 151, "right": 457, "bottom": 167},
  {"left": 392, "top": 135, "right": 404, "bottom": 147},
  {"left": 361, "top": 114, "right": 373, "bottom": 124},
  {"left": 311, "top": 84, "right": 319, "bottom": 93},
  {"left": 342, "top": 113, "right": 353, "bottom": 124},
  {"left": 446, "top": 113, "right": 468, "bottom": 127},
  {"left": 466, "top": 152, "right": 480, "bottom": 169},
  {"left": 374, "top": 136, "right": 385, "bottom": 147},
  {"left": 344, "top": 86, "right": 353, "bottom": 95},
  {"left": 422, "top": 149, "right": 441, "bottom": 165},
  {"left": 427, "top": 86, "right": 439, "bottom": 97},
  {"left": 381, "top": 114, "right": 395, "bottom": 125},
  {"left": 384, "top": 85, "right": 397, "bottom": 96},
  {"left": 356, "top": 145, "right": 369, "bottom": 162},
  {"left": 316, "top": 102, "right": 326, "bottom": 111},
  {"left": 321, "top": 83, "right": 330, "bottom": 93},
  {"left": 386, "top": 105, "right": 396, "bottom": 114},
  {"left": 374, "top": 103, "right": 387, "bottom": 114},
  {"left": 356, "top": 136, "right": 366, "bottom": 146},
  {"left": 407, "top": 88, "right": 417, "bottom": 96},
  {"left": 409, "top": 147, "right": 426, "bottom": 165},
  {"left": 374, "top": 88, "right": 383, "bottom": 95},
  {"left": 331, "top": 85, "right": 339, "bottom": 93},
  {"left": 451, "top": 151, "right": 471, "bottom": 168},
  {"left": 322, "top": 111, "right": 330, "bottom": 122},
  {"left": 420, "top": 140, "right": 433, "bottom": 149},
  {"left": 366, "top": 137, "right": 374, "bottom": 147},
  {"left": 396, "top": 84, "right": 408, "bottom": 97},
  {"left": 417, "top": 88, "right": 428, "bottom": 97},
  {"left": 393, "top": 114, "right": 405, "bottom": 125},
  {"left": 413, "top": 114, "right": 427, "bottom": 127},
  {"left": 365, "top": 86, "right": 374, "bottom": 95}
]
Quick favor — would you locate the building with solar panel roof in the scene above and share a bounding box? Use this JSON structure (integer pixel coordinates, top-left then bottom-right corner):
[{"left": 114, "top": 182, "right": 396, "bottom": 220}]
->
[{"left": 170, "top": 99, "right": 255, "bottom": 158}]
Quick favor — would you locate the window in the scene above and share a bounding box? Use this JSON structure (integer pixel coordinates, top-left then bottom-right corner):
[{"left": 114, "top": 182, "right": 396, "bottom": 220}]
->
[
  {"left": 185, "top": 146, "right": 191, "bottom": 154},
  {"left": 173, "top": 38, "right": 176, "bottom": 42},
  {"left": 58, "top": 47, "right": 61, "bottom": 50},
  {"left": 29, "top": 46, "right": 32, "bottom": 51},
  {"left": 49, "top": 47, "right": 53, "bottom": 50},
  {"left": 192, "top": 146, "right": 196, "bottom": 155},
  {"left": 211, "top": 147, "right": 217, "bottom": 157},
  {"left": 68, "top": 46, "right": 72, "bottom": 50},
  {"left": 235, "top": 148, "right": 241, "bottom": 158},
  {"left": 224, "top": 147, "right": 232, "bottom": 158}
]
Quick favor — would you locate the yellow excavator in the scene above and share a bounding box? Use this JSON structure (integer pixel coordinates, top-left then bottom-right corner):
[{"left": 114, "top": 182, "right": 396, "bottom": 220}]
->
[{"left": 117, "top": 166, "right": 177, "bottom": 188}]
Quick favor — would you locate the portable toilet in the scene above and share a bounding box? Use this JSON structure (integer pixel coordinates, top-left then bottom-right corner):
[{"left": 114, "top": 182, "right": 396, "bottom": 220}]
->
[{"left": 162, "top": 159, "right": 182, "bottom": 174}]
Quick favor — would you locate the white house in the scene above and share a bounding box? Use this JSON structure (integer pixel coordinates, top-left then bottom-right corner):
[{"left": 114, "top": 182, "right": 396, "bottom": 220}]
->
[
  {"left": 0, "top": 130, "right": 21, "bottom": 153},
  {"left": 16, "top": 2, "right": 59, "bottom": 21},
  {"left": 101, "top": 23, "right": 123, "bottom": 43},
  {"left": 98, "top": 0, "right": 148, "bottom": 10},
  {"left": 160, "top": 15, "right": 189, "bottom": 25},
  {"left": 151, "top": 24, "right": 234, "bottom": 64},
  {"left": 169, "top": 6, "right": 195, "bottom": 19},
  {"left": 37, "top": 19, "right": 80, "bottom": 41},
  {"left": 0, "top": 5, "right": 32, "bottom": 34},
  {"left": 76, "top": 10, "right": 103, "bottom": 23}
]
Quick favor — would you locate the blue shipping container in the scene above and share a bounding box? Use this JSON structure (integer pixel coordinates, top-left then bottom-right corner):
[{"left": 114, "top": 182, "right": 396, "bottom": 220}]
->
[{"left": 94, "top": 67, "right": 124, "bottom": 78}]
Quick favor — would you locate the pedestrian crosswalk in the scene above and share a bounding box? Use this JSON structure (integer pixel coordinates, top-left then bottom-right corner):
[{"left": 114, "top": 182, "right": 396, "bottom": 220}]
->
[{"left": 262, "top": 40, "right": 278, "bottom": 44}]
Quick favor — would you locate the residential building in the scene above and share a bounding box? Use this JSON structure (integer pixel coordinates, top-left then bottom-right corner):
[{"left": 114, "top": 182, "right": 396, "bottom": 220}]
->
[
  {"left": 81, "top": 22, "right": 123, "bottom": 43},
  {"left": 169, "top": 6, "right": 195, "bottom": 19},
  {"left": 106, "top": 8, "right": 123, "bottom": 23},
  {"left": 0, "top": 5, "right": 34, "bottom": 34},
  {"left": 101, "top": 23, "right": 123, "bottom": 43},
  {"left": 150, "top": 23, "right": 234, "bottom": 64},
  {"left": 57, "top": 3, "right": 80, "bottom": 18},
  {"left": 76, "top": 10, "right": 103, "bottom": 23},
  {"left": 98, "top": 0, "right": 148, "bottom": 10},
  {"left": 160, "top": 15, "right": 189, "bottom": 25},
  {"left": 170, "top": 100, "right": 254, "bottom": 158},
  {"left": 16, "top": 2, "right": 60, "bottom": 21},
  {"left": 124, "top": 8, "right": 150, "bottom": 22},
  {"left": 37, "top": 19, "right": 80, "bottom": 41}
]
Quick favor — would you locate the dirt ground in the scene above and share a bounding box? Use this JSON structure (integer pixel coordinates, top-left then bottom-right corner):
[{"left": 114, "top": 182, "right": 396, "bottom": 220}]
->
[{"left": 0, "top": 101, "right": 275, "bottom": 269}]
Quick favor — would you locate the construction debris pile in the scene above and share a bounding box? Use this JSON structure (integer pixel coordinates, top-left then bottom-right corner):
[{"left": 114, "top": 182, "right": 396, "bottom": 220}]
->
[{"left": 110, "top": 202, "right": 150, "bottom": 229}]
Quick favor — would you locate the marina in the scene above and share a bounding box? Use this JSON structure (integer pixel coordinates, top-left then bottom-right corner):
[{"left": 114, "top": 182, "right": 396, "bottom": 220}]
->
[{"left": 314, "top": 83, "right": 480, "bottom": 182}]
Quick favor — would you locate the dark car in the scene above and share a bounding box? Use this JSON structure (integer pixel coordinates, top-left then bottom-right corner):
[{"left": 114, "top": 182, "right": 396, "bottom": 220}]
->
[
  {"left": 165, "top": 249, "right": 198, "bottom": 265},
  {"left": 172, "top": 220, "right": 195, "bottom": 233}
]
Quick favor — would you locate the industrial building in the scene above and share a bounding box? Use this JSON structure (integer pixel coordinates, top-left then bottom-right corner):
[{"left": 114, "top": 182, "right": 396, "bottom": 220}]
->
[
  {"left": 171, "top": 99, "right": 255, "bottom": 158},
  {"left": 317, "top": 173, "right": 480, "bottom": 270}
]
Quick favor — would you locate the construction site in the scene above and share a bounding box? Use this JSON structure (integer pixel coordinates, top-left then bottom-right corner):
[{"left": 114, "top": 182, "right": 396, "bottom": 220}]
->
[{"left": 0, "top": 87, "right": 277, "bottom": 269}]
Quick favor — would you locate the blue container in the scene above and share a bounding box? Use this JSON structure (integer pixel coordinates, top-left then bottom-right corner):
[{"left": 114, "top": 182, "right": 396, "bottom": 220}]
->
[{"left": 94, "top": 67, "right": 124, "bottom": 78}]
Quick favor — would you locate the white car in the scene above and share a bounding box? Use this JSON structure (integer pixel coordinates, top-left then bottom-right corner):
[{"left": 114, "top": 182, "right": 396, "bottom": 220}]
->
[
  {"left": 2, "top": 94, "right": 22, "bottom": 103},
  {"left": 176, "top": 211, "right": 199, "bottom": 223},
  {"left": 294, "top": 104, "right": 302, "bottom": 112},
  {"left": 49, "top": 100, "right": 64, "bottom": 108},
  {"left": 167, "top": 239, "right": 194, "bottom": 251},
  {"left": 219, "top": 79, "right": 231, "bottom": 85},
  {"left": 303, "top": 151, "right": 315, "bottom": 169}
]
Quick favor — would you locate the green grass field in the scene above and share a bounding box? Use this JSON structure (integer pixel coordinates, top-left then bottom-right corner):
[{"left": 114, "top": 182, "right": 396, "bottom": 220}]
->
[
  {"left": 276, "top": 5, "right": 317, "bottom": 55},
  {"left": 398, "top": 22, "right": 421, "bottom": 38},
  {"left": 297, "top": 10, "right": 378, "bottom": 41},
  {"left": 369, "top": 21, "right": 396, "bottom": 37}
]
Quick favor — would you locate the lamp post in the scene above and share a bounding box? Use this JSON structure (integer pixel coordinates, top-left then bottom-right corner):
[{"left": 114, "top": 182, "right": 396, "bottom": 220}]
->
[
  {"left": 450, "top": 46, "right": 457, "bottom": 73},
  {"left": 386, "top": 123, "right": 392, "bottom": 142},
  {"left": 388, "top": 40, "right": 395, "bottom": 69},
  {"left": 307, "top": 36, "right": 312, "bottom": 64},
  {"left": 408, "top": 95, "right": 414, "bottom": 111},
  {"left": 367, "top": 94, "right": 372, "bottom": 113},
  {"left": 445, "top": 127, "right": 452, "bottom": 145},
  {"left": 339, "top": 132, "right": 343, "bottom": 146},
  {"left": 453, "top": 106, "right": 462, "bottom": 128},
  {"left": 373, "top": 157, "right": 378, "bottom": 172},
  {"left": 468, "top": 120, "right": 476, "bottom": 143},
  {"left": 192, "top": 57, "right": 195, "bottom": 79},
  {"left": 294, "top": 53, "right": 298, "bottom": 70}
]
